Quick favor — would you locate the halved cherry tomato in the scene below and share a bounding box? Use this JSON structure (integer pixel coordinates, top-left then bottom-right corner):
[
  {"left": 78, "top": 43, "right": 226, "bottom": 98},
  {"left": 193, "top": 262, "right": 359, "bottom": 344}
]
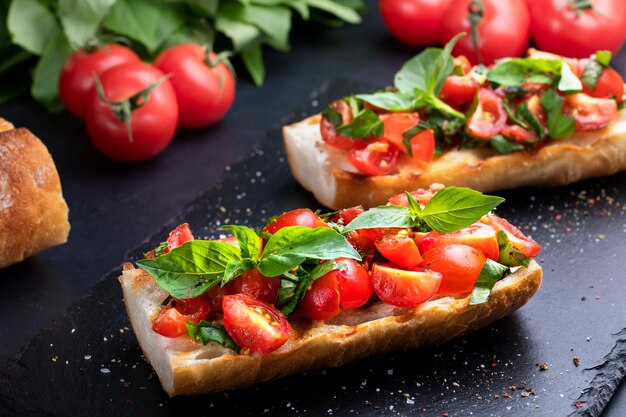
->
[
  {"left": 421, "top": 222, "right": 499, "bottom": 261},
  {"left": 577, "top": 59, "right": 624, "bottom": 103},
  {"left": 152, "top": 297, "right": 211, "bottom": 338},
  {"left": 161, "top": 223, "right": 194, "bottom": 255},
  {"left": 526, "top": 94, "right": 547, "bottom": 128},
  {"left": 335, "top": 258, "right": 374, "bottom": 309},
  {"left": 298, "top": 272, "right": 341, "bottom": 320},
  {"left": 232, "top": 268, "right": 280, "bottom": 305},
  {"left": 564, "top": 94, "right": 618, "bottom": 131},
  {"left": 481, "top": 214, "right": 542, "bottom": 257},
  {"left": 454, "top": 55, "right": 473, "bottom": 75},
  {"left": 370, "top": 263, "right": 442, "bottom": 308},
  {"left": 501, "top": 124, "right": 538, "bottom": 142},
  {"left": 440, "top": 75, "right": 479, "bottom": 107},
  {"left": 422, "top": 244, "right": 487, "bottom": 296},
  {"left": 380, "top": 113, "right": 435, "bottom": 160},
  {"left": 466, "top": 88, "right": 507, "bottom": 139},
  {"left": 388, "top": 184, "right": 444, "bottom": 207},
  {"left": 202, "top": 283, "right": 233, "bottom": 312},
  {"left": 375, "top": 229, "right": 423, "bottom": 268},
  {"left": 331, "top": 206, "right": 364, "bottom": 225},
  {"left": 347, "top": 140, "right": 401, "bottom": 176},
  {"left": 264, "top": 208, "right": 329, "bottom": 234},
  {"left": 320, "top": 100, "right": 355, "bottom": 149},
  {"left": 222, "top": 294, "right": 292, "bottom": 354}
]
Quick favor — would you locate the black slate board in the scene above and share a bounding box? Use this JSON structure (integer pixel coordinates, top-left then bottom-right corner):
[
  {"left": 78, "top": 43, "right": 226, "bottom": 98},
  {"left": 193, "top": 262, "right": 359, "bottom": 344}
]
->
[{"left": 1, "top": 80, "right": 625, "bottom": 417}]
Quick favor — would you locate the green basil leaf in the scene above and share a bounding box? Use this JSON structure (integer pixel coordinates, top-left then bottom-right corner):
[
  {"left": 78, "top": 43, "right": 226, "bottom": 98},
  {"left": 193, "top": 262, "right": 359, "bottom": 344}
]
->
[
  {"left": 276, "top": 277, "right": 298, "bottom": 306},
  {"left": 487, "top": 58, "right": 561, "bottom": 87},
  {"left": 219, "top": 2, "right": 291, "bottom": 52},
  {"left": 516, "top": 101, "right": 546, "bottom": 136},
  {"left": 595, "top": 50, "right": 612, "bottom": 67},
  {"left": 171, "top": 0, "right": 219, "bottom": 16},
  {"left": 7, "top": 0, "right": 61, "bottom": 55},
  {"left": 420, "top": 187, "right": 504, "bottom": 233},
  {"left": 490, "top": 135, "right": 525, "bottom": 154},
  {"left": 186, "top": 321, "right": 240, "bottom": 352},
  {"left": 343, "top": 205, "right": 414, "bottom": 232},
  {"left": 280, "top": 260, "right": 339, "bottom": 315},
  {"left": 424, "top": 94, "right": 466, "bottom": 120},
  {"left": 540, "top": 89, "right": 576, "bottom": 139},
  {"left": 557, "top": 61, "right": 582, "bottom": 93},
  {"left": 152, "top": 241, "right": 168, "bottom": 258},
  {"left": 31, "top": 33, "right": 73, "bottom": 112},
  {"left": 221, "top": 225, "right": 262, "bottom": 261},
  {"left": 136, "top": 240, "right": 242, "bottom": 298},
  {"left": 402, "top": 121, "right": 428, "bottom": 156},
  {"left": 503, "top": 99, "right": 530, "bottom": 130},
  {"left": 355, "top": 92, "right": 416, "bottom": 112},
  {"left": 222, "top": 258, "right": 256, "bottom": 284},
  {"left": 581, "top": 59, "right": 605, "bottom": 91},
  {"left": 496, "top": 230, "right": 531, "bottom": 267},
  {"left": 336, "top": 108, "right": 384, "bottom": 139},
  {"left": 58, "top": 0, "right": 117, "bottom": 49},
  {"left": 405, "top": 192, "right": 422, "bottom": 218},
  {"left": 306, "top": 0, "right": 362, "bottom": 24},
  {"left": 469, "top": 259, "right": 509, "bottom": 305},
  {"left": 215, "top": 16, "right": 261, "bottom": 51},
  {"left": 321, "top": 106, "right": 342, "bottom": 127},
  {"left": 258, "top": 226, "right": 360, "bottom": 277},
  {"left": 240, "top": 42, "right": 265, "bottom": 86}
]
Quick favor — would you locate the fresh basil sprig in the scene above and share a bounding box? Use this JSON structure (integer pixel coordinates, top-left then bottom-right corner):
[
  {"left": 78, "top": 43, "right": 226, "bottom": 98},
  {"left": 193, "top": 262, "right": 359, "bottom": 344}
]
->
[
  {"left": 581, "top": 51, "right": 612, "bottom": 91},
  {"left": 468, "top": 259, "right": 509, "bottom": 305},
  {"left": 496, "top": 230, "right": 531, "bottom": 267},
  {"left": 186, "top": 321, "right": 240, "bottom": 352},
  {"left": 487, "top": 57, "right": 582, "bottom": 93},
  {"left": 540, "top": 89, "right": 576, "bottom": 139},
  {"left": 344, "top": 186, "right": 504, "bottom": 234}
]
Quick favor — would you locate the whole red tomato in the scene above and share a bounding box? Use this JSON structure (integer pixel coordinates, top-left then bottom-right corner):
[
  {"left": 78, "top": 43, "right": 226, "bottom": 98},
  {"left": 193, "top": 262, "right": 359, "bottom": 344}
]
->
[
  {"left": 84, "top": 62, "right": 178, "bottom": 162},
  {"left": 59, "top": 44, "right": 140, "bottom": 119},
  {"left": 154, "top": 44, "right": 235, "bottom": 129},
  {"left": 530, "top": 0, "right": 626, "bottom": 58},
  {"left": 379, "top": 0, "right": 453, "bottom": 46},
  {"left": 440, "top": 0, "right": 531, "bottom": 65}
]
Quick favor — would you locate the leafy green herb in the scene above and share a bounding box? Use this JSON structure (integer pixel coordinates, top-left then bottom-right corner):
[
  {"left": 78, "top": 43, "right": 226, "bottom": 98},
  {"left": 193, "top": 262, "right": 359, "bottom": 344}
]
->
[
  {"left": 186, "top": 321, "right": 240, "bottom": 352},
  {"left": 321, "top": 107, "right": 343, "bottom": 127},
  {"left": 581, "top": 59, "right": 605, "bottom": 91},
  {"left": 540, "top": 89, "right": 576, "bottom": 139},
  {"left": 516, "top": 101, "right": 546, "bottom": 137},
  {"left": 221, "top": 225, "right": 261, "bottom": 261},
  {"left": 496, "top": 230, "right": 531, "bottom": 267},
  {"left": 343, "top": 205, "right": 414, "bottom": 232},
  {"left": 354, "top": 92, "right": 416, "bottom": 112},
  {"left": 336, "top": 108, "right": 384, "bottom": 139},
  {"left": 222, "top": 258, "right": 256, "bottom": 284},
  {"left": 558, "top": 62, "right": 583, "bottom": 93},
  {"left": 595, "top": 50, "right": 612, "bottom": 67},
  {"left": 502, "top": 99, "right": 530, "bottom": 130},
  {"left": 152, "top": 241, "right": 168, "bottom": 258},
  {"left": 490, "top": 135, "right": 525, "bottom": 154},
  {"left": 405, "top": 192, "right": 422, "bottom": 219},
  {"left": 468, "top": 259, "right": 509, "bottom": 305},
  {"left": 401, "top": 121, "right": 429, "bottom": 156},
  {"left": 280, "top": 260, "right": 340, "bottom": 315},
  {"left": 487, "top": 57, "right": 581, "bottom": 93}
]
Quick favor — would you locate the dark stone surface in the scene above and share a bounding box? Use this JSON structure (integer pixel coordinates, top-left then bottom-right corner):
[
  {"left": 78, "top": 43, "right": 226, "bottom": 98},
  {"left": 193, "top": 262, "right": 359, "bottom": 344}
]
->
[{"left": 0, "top": 1, "right": 625, "bottom": 415}]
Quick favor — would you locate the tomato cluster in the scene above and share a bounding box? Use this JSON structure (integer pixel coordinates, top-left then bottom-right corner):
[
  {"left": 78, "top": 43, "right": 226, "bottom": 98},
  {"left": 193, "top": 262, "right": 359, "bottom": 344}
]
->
[
  {"left": 150, "top": 187, "right": 541, "bottom": 355},
  {"left": 59, "top": 43, "right": 235, "bottom": 161},
  {"left": 380, "top": 0, "right": 626, "bottom": 63}
]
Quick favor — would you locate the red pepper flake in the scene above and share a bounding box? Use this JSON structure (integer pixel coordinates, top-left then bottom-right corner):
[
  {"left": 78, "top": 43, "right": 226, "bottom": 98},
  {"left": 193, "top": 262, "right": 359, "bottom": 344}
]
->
[
  {"left": 502, "top": 392, "right": 510, "bottom": 398},
  {"left": 538, "top": 362, "right": 549, "bottom": 371},
  {"left": 565, "top": 227, "right": 572, "bottom": 233},
  {"left": 575, "top": 401, "right": 584, "bottom": 408},
  {"left": 491, "top": 362, "right": 497, "bottom": 367},
  {"left": 554, "top": 214, "right": 562, "bottom": 221},
  {"left": 442, "top": 413, "right": 449, "bottom": 417}
]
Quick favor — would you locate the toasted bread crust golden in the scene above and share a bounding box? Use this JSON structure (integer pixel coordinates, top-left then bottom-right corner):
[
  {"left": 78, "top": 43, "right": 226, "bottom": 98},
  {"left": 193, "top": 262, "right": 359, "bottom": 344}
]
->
[
  {"left": 283, "top": 113, "right": 626, "bottom": 209},
  {"left": 119, "top": 261, "right": 542, "bottom": 396},
  {"left": 0, "top": 119, "right": 70, "bottom": 268}
]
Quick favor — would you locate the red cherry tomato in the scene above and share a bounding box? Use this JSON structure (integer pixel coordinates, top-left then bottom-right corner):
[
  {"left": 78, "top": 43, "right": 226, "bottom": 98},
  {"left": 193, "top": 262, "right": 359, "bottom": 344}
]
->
[
  {"left": 379, "top": 0, "right": 453, "bottom": 46},
  {"left": 298, "top": 272, "right": 341, "bottom": 320},
  {"left": 222, "top": 294, "right": 292, "bottom": 354},
  {"left": 466, "top": 88, "right": 507, "bottom": 139},
  {"left": 454, "top": 55, "right": 473, "bottom": 75},
  {"left": 59, "top": 44, "right": 140, "bottom": 118},
  {"left": 370, "top": 263, "right": 442, "bottom": 308},
  {"left": 331, "top": 206, "right": 364, "bottom": 225},
  {"left": 422, "top": 244, "right": 487, "bottom": 296},
  {"left": 577, "top": 59, "right": 624, "bottom": 102},
  {"left": 84, "top": 62, "right": 178, "bottom": 161},
  {"left": 564, "top": 93, "right": 618, "bottom": 131},
  {"left": 440, "top": 75, "right": 479, "bottom": 107},
  {"left": 154, "top": 44, "right": 235, "bottom": 129},
  {"left": 530, "top": 0, "right": 626, "bottom": 58},
  {"left": 320, "top": 100, "right": 355, "bottom": 149},
  {"left": 163, "top": 223, "right": 194, "bottom": 253},
  {"left": 202, "top": 283, "right": 232, "bottom": 313},
  {"left": 380, "top": 112, "right": 435, "bottom": 161},
  {"left": 421, "top": 222, "right": 499, "bottom": 261},
  {"left": 441, "top": 0, "right": 531, "bottom": 65},
  {"left": 264, "top": 208, "right": 329, "bottom": 234},
  {"left": 481, "top": 214, "right": 541, "bottom": 257},
  {"left": 152, "top": 297, "right": 211, "bottom": 338},
  {"left": 347, "top": 140, "right": 401, "bottom": 176},
  {"left": 375, "top": 230, "right": 423, "bottom": 268},
  {"left": 335, "top": 258, "right": 374, "bottom": 309},
  {"left": 501, "top": 124, "right": 538, "bottom": 143},
  {"left": 231, "top": 268, "right": 280, "bottom": 305}
]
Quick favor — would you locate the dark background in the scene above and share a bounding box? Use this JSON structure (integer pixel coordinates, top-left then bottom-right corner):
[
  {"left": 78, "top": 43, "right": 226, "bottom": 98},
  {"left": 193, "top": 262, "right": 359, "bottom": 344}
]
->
[{"left": 0, "top": 0, "right": 625, "bottom": 415}]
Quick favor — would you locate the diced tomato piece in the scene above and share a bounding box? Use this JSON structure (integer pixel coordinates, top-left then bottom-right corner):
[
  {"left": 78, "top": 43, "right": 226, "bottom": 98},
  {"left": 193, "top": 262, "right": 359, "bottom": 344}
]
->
[
  {"left": 577, "top": 59, "right": 624, "bottom": 103},
  {"left": 161, "top": 223, "right": 194, "bottom": 254},
  {"left": 421, "top": 222, "right": 499, "bottom": 261},
  {"left": 375, "top": 229, "right": 423, "bottom": 268},
  {"left": 564, "top": 93, "right": 618, "bottom": 131},
  {"left": 152, "top": 297, "right": 211, "bottom": 338},
  {"left": 422, "top": 244, "right": 487, "bottom": 296},
  {"left": 481, "top": 214, "right": 542, "bottom": 257},
  {"left": 501, "top": 124, "right": 538, "bottom": 142},
  {"left": 379, "top": 112, "right": 435, "bottom": 161},
  {"left": 320, "top": 100, "right": 355, "bottom": 149},
  {"left": 331, "top": 206, "right": 364, "bottom": 225},
  {"left": 466, "top": 88, "right": 507, "bottom": 139}
]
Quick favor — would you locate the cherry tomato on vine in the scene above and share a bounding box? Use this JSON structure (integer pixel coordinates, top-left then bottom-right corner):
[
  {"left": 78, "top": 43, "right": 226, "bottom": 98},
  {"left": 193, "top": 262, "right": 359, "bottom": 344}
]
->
[
  {"left": 84, "top": 62, "right": 178, "bottom": 161},
  {"left": 530, "top": 0, "right": 626, "bottom": 58},
  {"left": 264, "top": 208, "right": 329, "bottom": 234},
  {"left": 152, "top": 297, "right": 211, "bottom": 338},
  {"left": 441, "top": 0, "right": 531, "bottom": 65},
  {"left": 59, "top": 44, "right": 140, "bottom": 118},
  {"left": 154, "top": 44, "right": 235, "bottom": 129},
  {"left": 222, "top": 294, "right": 292, "bottom": 354},
  {"left": 232, "top": 268, "right": 280, "bottom": 305},
  {"left": 370, "top": 263, "right": 441, "bottom": 308},
  {"left": 347, "top": 140, "right": 400, "bottom": 176},
  {"left": 466, "top": 88, "right": 506, "bottom": 139},
  {"left": 379, "top": 0, "right": 453, "bottom": 46},
  {"left": 422, "top": 244, "right": 487, "bottom": 296}
]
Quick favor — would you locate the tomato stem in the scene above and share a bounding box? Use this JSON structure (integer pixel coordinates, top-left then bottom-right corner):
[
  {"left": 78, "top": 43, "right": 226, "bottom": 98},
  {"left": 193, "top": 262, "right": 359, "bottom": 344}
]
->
[
  {"left": 468, "top": 0, "right": 484, "bottom": 63},
  {"left": 570, "top": 0, "right": 593, "bottom": 15}
]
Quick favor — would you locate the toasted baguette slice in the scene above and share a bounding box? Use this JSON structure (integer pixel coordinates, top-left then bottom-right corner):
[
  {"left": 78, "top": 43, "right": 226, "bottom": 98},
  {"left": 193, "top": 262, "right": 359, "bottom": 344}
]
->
[
  {"left": 0, "top": 119, "right": 70, "bottom": 268},
  {"left": 283, "top": 112, "right": 626, "bottom": 209},
  {"left": 119, "top": 261, "right": 542, "bottom": 396}
]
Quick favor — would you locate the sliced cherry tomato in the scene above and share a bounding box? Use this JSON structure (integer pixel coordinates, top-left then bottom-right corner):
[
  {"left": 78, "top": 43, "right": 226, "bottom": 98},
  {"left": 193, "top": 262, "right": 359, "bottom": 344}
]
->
[
  {"left": 346, "top": 231, "right": 376, "bottom": 251},
  {"left": 161, "top": 223, "right": 194, "bottom": 255},
  {"left": 564, "top": 93, "right": 618, "bottom": 131},
  {"left": 481, "top": 214, "right": 541, "bottom": 257},
  {"left": 331, "top": 206, "right": 364, "bottom": 225},
  {"left": 232, "top": 268, "right": 280, "bottom": 305},
  {"left": 298, "top": 272, "right": 341, "bottom": 320},
  {"left": 152, "top": 297, "right": 211, "bottom": 338},
  {"left": 202, "top": 283, "right": 232, "bottom": 313},
  {"left": 577, "top": 59, "right": 624, "bottom": 103},
  {"left": 335, "top": 258, "right": 374, "bottom": 309},
  {"left": 440, "top": 75, "right": 479, "bottom": 107},
  {"left": 388, "top": 184, "right": 444, "bottom": 207},
  {"left": 370, "top": 263, "right": 442, "bottom": 308},
  {"left": 380, "top": 112, "right": 435, "bottom": 161},
  {"left": 501, "top": 124, "right": 538, "bottom": 143},
  {"left": 466, "top": 88, "right": 507, "bottom": 139},
  {"left": 320, "top": 100, "right": 355, "bottom": 149},
  {"left": 264, "top": 208, "right": 329, "bottom": 234},
  {"left": 379, "top": 0, "right": 453, "bottom": 46},
  {"left": 422, "top": 244, "right": 487, "bottom": 296},
  {"left": 421, "top": 222, "right": 499, "bottom": 261},
  {"left": 375, "top": 230, "right": 423, "bottom": 268},
  {"left": 222, "top": 294, "right": 292, "bottom": 354},
  {"left": 357, "top": 227, "right": 405, "bottom": 243},
  {"left": 347, "top": 140, "right": 400, "bottom": 176},
  {"left": 59, "top": 44, "right": 140, "bottom": 118},
  {"left": 154, "top": 44, "right": 235, "bottom": 128},
  {"left": 454, "top": 56, "right": 473, "bottom": 75}
]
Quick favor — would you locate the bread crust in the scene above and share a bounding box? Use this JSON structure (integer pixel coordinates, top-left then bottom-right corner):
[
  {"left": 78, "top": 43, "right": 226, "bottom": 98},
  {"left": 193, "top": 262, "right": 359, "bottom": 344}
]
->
[
  {"left": 0, "top": 119, "right": 70, "bottom": 268},
  {"left": 283, "top": 112, "right": 626, "bottom": 209},
  {"left": 119, "top": 261, "right": 542, "bottom": 396}
]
